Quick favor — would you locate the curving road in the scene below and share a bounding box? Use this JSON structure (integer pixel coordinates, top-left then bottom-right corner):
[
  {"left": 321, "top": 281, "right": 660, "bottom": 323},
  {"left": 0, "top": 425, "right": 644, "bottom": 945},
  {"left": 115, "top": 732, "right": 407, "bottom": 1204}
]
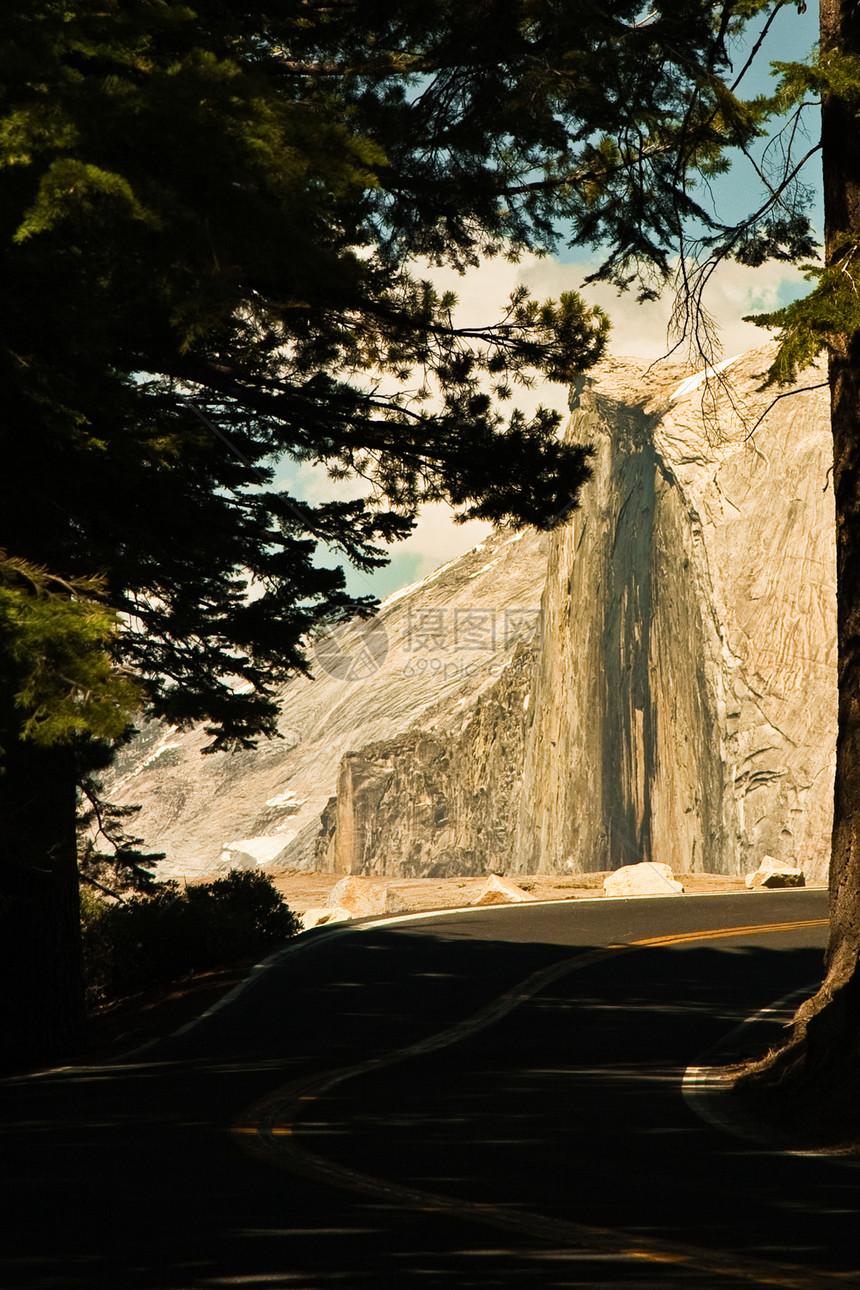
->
[{"left": 2, "top": 887, "right": 857, "bottom": 1289}]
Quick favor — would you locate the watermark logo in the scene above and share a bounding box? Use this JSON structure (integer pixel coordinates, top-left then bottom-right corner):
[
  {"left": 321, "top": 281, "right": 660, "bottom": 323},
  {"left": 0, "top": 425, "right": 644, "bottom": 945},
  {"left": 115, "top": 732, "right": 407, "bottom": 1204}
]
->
[
  {"left": 312, "top": 609, "right": 389, "bottom": 681},
  {"left": 313, "top": 604, "right": 541, "bottom": 683},
  {"left": 403, "top": 607, "right": 540, "bottom": 654}
]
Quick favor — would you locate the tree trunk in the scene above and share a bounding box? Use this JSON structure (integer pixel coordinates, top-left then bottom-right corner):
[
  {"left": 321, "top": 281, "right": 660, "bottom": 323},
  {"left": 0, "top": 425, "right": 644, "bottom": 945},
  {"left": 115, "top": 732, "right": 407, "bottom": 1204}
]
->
[
  {"left": 0, "top": 734, "right": 84, "bottom": 1072},
  {"left": 818, "top": 0, "right": 860, "bottom": 982},
  {"left": 795, "top": 0, "right": 860, "bottom": 1051},
  {"left": 732, "top": 3, "right": 860, "bottom": 1134}
]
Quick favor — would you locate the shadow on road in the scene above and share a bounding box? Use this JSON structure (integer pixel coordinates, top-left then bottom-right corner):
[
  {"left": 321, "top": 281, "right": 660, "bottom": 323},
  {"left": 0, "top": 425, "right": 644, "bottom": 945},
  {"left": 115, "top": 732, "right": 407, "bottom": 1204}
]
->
[{"left": 1, "top": 919, "right": 853, "bottom": 1289}]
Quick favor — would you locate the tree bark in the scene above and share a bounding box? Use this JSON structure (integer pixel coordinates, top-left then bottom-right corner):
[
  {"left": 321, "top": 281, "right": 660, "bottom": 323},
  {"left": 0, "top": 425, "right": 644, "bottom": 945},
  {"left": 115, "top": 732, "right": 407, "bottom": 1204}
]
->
[
  {"left": 734, "top": 3, "right": 860, "bottom": 1119},
  {"left": 721, "top": 4, "right": 860, "bottom": 1142},
  {"left": 0, "top": 734, "right": 84, "bottom": 1072},
  {"left": 796, "top": 0, "right": 860, "bottom": 1048}
]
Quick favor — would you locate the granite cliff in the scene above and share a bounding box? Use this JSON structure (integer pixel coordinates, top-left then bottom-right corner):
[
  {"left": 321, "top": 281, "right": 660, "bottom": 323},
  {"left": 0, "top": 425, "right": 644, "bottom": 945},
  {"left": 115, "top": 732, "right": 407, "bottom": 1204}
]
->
[
  {"left": 105, "top": 526, "right": 547, "bottom": 879},
  {"left": 514, "top": 349, "right": 835, "bottom": 884},
  {"left": 314, "top": 639, "right": 535, "bottom": 877},
  {"left": 107, "top": 345, "right": 836, "bottom": 883}
]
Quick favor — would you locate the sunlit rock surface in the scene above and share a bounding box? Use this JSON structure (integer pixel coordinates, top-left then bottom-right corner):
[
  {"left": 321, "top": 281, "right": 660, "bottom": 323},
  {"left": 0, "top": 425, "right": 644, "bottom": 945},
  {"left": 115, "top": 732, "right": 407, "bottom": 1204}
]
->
[
  {"left": 603, "top": 862, "right": 684, "bottom": 898},
  {"left": 470, "top": 873, "right": 536, "bottom": 905},
  {"left": 105, "top": 527, "right": 547, "bottom": 880},
  {"left": 515, "top": 348, "right": 835, "bottom": 884},
  {"left": 745, "top": 855, "right": 806, "bottom": 889},
  {"left": 108, "top": 345, "right": 835, "bottom": 884},
  {"left": 313, "top": 639, "right": 535, "bottom": 876},
  {"left": 324, "top": 875, "right": 408, "bottom": 916}
]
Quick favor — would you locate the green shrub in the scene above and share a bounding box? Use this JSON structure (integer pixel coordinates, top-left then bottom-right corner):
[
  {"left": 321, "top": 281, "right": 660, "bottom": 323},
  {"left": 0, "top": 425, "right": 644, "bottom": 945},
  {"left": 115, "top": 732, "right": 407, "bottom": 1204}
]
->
[{"left": 81, "top": 869, "right": 300, "bottom": 1005}]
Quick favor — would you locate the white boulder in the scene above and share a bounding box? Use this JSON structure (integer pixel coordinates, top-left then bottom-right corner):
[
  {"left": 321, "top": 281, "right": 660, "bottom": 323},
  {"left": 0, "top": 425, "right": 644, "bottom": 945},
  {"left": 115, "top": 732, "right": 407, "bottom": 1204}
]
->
[
  {"left": 470, "top": 873, "right": 535, "bottom": 906},
  {"left": 325, "top": 875, "right": 409, "bottom": 917},
  {"left": 603, "top": 863, "right": 684, "bottom": 897},
  {"left": 745, "top": 856, "right": 805, "bottom": 889}
]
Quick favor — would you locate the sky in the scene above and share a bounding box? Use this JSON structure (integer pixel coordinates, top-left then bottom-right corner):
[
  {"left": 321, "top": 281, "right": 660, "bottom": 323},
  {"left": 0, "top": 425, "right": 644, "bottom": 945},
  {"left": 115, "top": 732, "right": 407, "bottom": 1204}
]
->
[{"left": 282, "top": 2, "right": 822, "bottom": 604}]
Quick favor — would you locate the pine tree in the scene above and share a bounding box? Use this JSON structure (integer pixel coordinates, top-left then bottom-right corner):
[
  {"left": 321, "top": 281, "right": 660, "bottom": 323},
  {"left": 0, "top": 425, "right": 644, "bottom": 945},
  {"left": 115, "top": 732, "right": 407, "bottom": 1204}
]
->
[
  {"left": 0, "top": 1, "right": 809, "bottom": 1069},
  {"left": 704, "top": 0, "right": 860, "bottom": 1140},
  {"left": 0, "top": 0, "right": 602, "bottom": 1067}
]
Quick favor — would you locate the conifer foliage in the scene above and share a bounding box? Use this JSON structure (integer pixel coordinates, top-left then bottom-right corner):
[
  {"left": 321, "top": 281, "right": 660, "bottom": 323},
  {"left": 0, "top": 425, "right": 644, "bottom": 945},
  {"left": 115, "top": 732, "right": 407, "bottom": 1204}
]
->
[
  {"left": 0, "top": 0, "right": 613, "bottom": 750},
  {"left": 0, "top": 1, "right": 816, "bottom": 1068}
]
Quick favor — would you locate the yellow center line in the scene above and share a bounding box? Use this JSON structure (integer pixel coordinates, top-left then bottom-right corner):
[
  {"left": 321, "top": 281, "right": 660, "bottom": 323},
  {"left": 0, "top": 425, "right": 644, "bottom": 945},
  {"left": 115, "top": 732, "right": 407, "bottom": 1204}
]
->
[
  {"left": 234, "top": 914, "right": 843, "bottom": 1288},
  {"left": 633, "top": 918, "right": 829, "bottom": 947}
]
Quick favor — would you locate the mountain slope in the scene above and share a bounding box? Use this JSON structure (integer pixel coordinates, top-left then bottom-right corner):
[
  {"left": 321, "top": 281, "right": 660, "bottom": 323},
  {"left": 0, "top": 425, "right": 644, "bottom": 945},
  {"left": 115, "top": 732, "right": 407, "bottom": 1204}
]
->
[
  {"left": 105, "top": 526, "right": 548, "bottom": 879},
  {"left": 109, "top": 345, "right": 836, "bottom": 884}
]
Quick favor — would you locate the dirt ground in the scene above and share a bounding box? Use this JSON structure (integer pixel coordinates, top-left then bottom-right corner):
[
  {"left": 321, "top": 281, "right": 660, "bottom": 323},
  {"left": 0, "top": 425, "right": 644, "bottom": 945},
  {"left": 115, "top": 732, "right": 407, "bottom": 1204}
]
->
[{"left": 269, "top": 869, "right": 749, "bottom": 914}]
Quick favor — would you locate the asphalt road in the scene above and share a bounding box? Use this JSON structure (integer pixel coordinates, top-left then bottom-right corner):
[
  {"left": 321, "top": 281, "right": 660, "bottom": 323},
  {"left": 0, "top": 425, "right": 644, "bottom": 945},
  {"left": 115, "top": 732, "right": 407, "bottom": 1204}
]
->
[{"left": 1, "top": 887, "right": 855, "bottom": 1290}]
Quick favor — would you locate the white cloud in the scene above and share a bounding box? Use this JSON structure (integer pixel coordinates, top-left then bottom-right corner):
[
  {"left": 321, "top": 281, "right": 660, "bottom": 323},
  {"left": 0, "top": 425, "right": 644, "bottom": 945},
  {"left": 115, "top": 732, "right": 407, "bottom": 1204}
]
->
[
  {"left": 381, "top": 502, "right": 492, "bottom": 578},
  {"left": 283, "top": 253, "right": 810, "bottom": 599},
  {"left": 382, "top": 254, "right": 808, "bottom": 593},
  {"left": 429, "top": 250, "right": 806, "bottom": 367}
]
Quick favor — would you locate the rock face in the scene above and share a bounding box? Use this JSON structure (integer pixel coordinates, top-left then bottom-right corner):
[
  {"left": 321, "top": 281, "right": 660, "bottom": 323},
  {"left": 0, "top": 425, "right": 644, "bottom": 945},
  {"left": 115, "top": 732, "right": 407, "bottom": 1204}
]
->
[
  {"left": 104, "top": 527, "right": 547, "bottom": 879},
  {"left": 514, "top": 349, "right": 835, "bottom": 885},
  {"left": 107, "top": 345, "right": 836, "bottom": 885}
]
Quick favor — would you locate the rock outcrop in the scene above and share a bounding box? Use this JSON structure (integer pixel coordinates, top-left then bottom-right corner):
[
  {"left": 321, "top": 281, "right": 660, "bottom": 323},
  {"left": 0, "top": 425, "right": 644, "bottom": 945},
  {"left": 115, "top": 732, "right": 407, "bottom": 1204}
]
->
[
  {"left": 745, "top": 856, "right": 806, "bottom": 889},
  {"left": 470, "top": 874, "right": 535, "bottom": 905},
  {"left": 325, "top": 876, "right": 409, "bottom": 916},
  {"left": 603, "top": 862, "right": 684, "bottom": 898},
  {"left": 313, "top": 640, "right": 536, "bottom": 876},
  {"left": 104, "top": 527, "right": 547, "bottom": 879},
  {"left": 107, "top": 345, "right": 836, "bottom": 885},
  {"left": 514, "top": 349, "right": 835, "bottom": 884}
]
